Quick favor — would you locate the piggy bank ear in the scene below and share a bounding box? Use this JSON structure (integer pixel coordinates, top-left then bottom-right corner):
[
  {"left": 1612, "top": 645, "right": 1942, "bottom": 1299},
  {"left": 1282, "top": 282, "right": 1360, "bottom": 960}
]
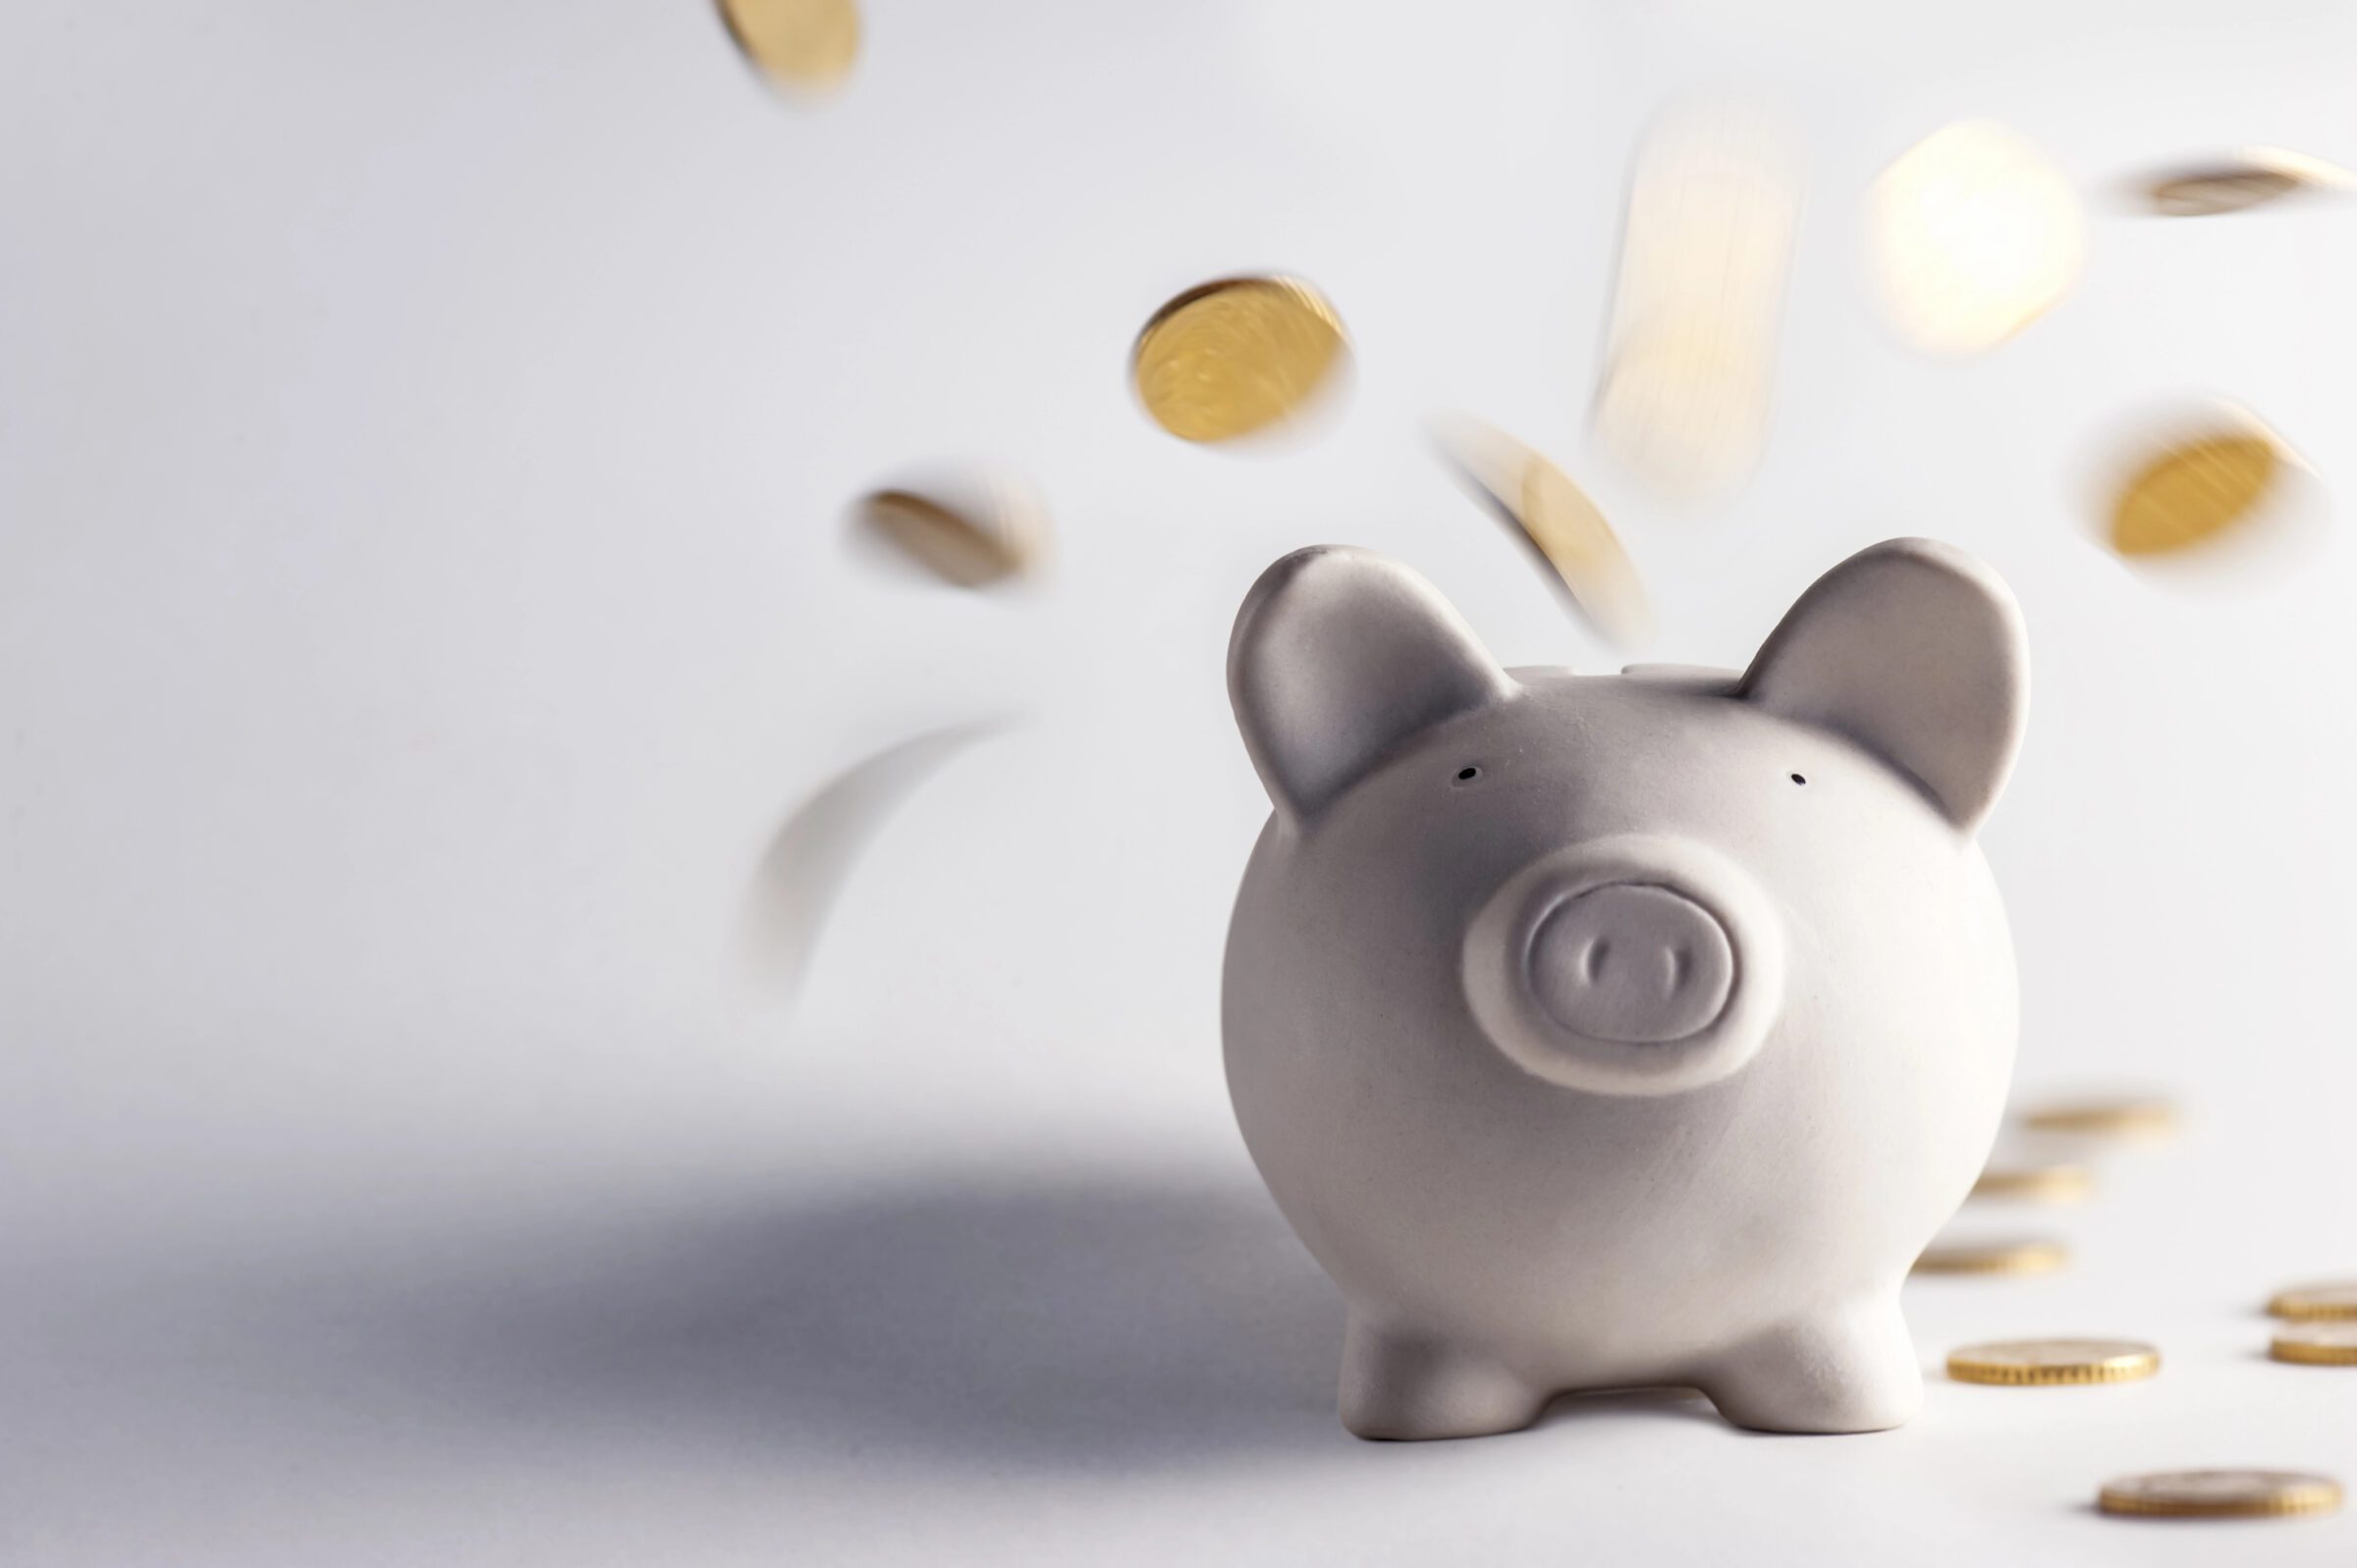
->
[
  {"left": 1229, "top": 547, "right": 1515, "bottom": 822},
  {"left": 1739, "top": 537, "right": 2028, "bottom": 835}
]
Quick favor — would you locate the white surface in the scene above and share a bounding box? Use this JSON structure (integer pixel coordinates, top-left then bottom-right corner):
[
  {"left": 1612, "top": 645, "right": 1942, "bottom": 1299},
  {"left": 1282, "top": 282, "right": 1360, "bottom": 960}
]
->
[{"left": 3, "top": 1, "right": 2355, "bottom": 1563}]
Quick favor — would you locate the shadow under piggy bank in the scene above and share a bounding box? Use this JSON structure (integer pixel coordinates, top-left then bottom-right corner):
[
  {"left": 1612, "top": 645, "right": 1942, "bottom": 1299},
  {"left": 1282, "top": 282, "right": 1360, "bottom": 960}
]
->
[{"left": 340, "top": 1169, "right": 1349, "bottom": 1473}]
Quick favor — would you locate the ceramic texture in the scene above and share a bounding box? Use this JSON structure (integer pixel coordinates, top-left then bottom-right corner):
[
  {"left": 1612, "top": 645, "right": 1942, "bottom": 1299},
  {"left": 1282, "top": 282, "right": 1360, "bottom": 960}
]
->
[{"left": 1222, "top": 538, "right": 2028, "bottom": 1439}]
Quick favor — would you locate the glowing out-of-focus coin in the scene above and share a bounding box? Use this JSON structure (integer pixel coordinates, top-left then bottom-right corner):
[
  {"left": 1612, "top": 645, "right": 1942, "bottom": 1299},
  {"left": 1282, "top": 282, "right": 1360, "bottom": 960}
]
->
[
  {"left": 2271, "top": 1324, "right": 2357, "bottom": 1366},
  {"left": 1947, "top": 1338, "right": 2159, "bottom": 1386},
  {"left": 2098, "top": 1470, "right": 2342, "bottom": 1520},
  {"left": 1591, "top": 99, "right": 1800, "bottom": 499},
  {"left": 1970, "top": 1161, "right": 2094, "bottom": 1205},
  {"left": 2269, "top": 1282, "right": 2357, "bottom": 1322},
  {"left": 2143, "top": 148, "right": 2355, "bottom": 216},
  {"left": 2108, "top": 428, "right": 2286, "bottom": 558},
  {"left": 1131, "top": 276, "right": 1349, "bottom": 443},
  {"left": 1432, "top": 415, "right": 1651, "bottom": 649},
  {"left": 1592, "top": 324, "right": 1775, "bottom": 502},
  {"left": 853, "top": 472, "right": 1048, "bottom": 588},
  {"left": 2019, "top": 1096, "right": 2180, "bottom": 1140},
  {"left": 1870, "top": 121, "right": 2084, "bottom": 355},
  {"left": 1913, "top": 1238, "right": 2069, "bottom": 1276}
]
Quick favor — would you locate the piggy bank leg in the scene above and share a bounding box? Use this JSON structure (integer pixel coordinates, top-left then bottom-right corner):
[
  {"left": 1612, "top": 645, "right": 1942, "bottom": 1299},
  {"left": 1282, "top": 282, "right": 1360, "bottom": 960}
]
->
[
  {"left": 1338, "top": 1315, "right": 1552, "bottom": 1440},
  {"left": 1699, "top": 1293, "right": 1921, "bottom": 1433}
]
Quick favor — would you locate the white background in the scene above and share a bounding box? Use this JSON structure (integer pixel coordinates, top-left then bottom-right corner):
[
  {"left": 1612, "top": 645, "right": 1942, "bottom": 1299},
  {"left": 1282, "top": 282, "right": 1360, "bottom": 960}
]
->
[{"left": 4, "top": 1, "right": 2356, "bottom": 1563}]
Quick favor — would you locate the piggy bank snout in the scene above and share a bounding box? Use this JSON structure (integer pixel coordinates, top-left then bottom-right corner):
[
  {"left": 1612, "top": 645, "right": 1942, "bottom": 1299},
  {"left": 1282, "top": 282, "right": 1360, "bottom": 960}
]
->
[
  {"left": 1527, "top": 884, "right": 1734, "bottom": 1044},
  {"left": 1464, "top": 837, "right": 1783, "bottom": 1096}
]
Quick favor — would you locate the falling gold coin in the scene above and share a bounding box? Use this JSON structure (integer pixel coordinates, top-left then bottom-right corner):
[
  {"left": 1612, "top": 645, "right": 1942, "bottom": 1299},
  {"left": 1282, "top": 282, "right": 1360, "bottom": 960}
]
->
[
  {"left": 737, "top": 720, "right": 1010, "bottom": 1001},
  {"left": 2268, "top": 1282, "right": 2357, "bottom": 1322},
  {"left": 1970, "top": 1161, "right": 2093, "bottom": 1205},
  {"left": 852, "top": 471, "right": 1048, "bottom": 588},
  {"left": 1869, "top": 121, "right": 2084, "bottom": 355},
  {"left": 2099, "top": 1470, "right": 2342, "bottom": 1521},
  {"left": 2150, "top": 167, "right": 2300, "bottom": 217},
  {"left": 1131, "top": 276, "right": 1349, "bottom": 443},
  {"left": 1432, "top": 415, "right": 1652, "bottom": 649},
  {"left": 2271, "top": 1324, "right": 2357, "bottom": 1367},
  {"left": 2020, "top": 1096, "right": 2179, "bottom": 1140},
  {"left": 1947, "top": 1338, "right": 2159, "bottom": 1385},
  {"left": 718, "top": 0, "right": 860, "bottom": 93},
  {"left": 2142, "top": 148, "right": 2355, "bottom": 216},
  {"left": 1591, "top": 99, "right": 1801, "bottom": 499},
  {"left": 1913, "top": 1238, "right": 2068, "bottom": 1276},
  {"left": 2109, "top": 428, "right": 2286, "bottom": 558}
]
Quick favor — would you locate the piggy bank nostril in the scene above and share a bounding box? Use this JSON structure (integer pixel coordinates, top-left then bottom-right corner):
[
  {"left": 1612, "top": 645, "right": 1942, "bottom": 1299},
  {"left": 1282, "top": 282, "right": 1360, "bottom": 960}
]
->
[{"left": 1527, "top": 884, "right": 1734, "bottom": 1045}]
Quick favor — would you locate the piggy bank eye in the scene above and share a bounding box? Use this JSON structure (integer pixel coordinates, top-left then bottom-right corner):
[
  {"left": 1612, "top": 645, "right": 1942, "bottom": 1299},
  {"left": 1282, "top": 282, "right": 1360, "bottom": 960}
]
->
[
  {"left": 1790, "top": 772, "right": 1807, "bottom": 785},
  {"left": 1453, "top": 765, "right": 1481, "bottom": 784}
]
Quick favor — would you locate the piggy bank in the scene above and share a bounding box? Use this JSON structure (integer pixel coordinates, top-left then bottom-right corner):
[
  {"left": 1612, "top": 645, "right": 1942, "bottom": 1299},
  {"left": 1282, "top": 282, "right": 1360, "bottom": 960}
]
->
[{"left": 1223, "top": 537, "right": 2027, "bottom": 1438}]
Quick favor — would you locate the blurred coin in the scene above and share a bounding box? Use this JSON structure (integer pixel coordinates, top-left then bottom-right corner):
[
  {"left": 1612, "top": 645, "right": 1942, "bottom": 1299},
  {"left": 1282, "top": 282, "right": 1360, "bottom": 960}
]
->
[
  {"left": 1947, "top": 1337, "right": 2159, "bottom": 1385},
  {"left": 738, "top": 720, "right": 1008, "bottom": 1001},
  {"left": 1432, "top": 414, "right": 1652, "bottom": 649},
  {"left": 2020, "top": 1095, "right": 2179, "bottom": 1140},
  {"left": 1970, "top": 1161, "right": 2094, "bottom": 1204},
  {"left": 2271, "top": 1324, "right": 2357, "bottom": 1367},
  {"left": 2142, "top": 148, "right": 2355, "bottom": 216},
  {"left": 2268, "top": 1282, "right": 2357, "bottom": 1322},
  {"left": 1913, "top": 1238, "right": 2069, "bottom": 1276},
  {"left": 2098, "top": 1470, "right": 2342, "bottom": 1520},
  {"left": 1870, "top": 121, "right": 2084, "bottom": 355},
  {"left": 719, "top": 0, "right": 860, "bottom": 93},
  {"left": 1131, "top": 276, "right": 1349, "bottom": 443},
  {"left": 1592, "top": 99, "right": 1801, "bottom": 499},
  {"left": 2108, "top": 423, "right": 2288, "bottom": 559},
  {"left": 852, "top": 470, "right": 1049, "bottom": 588}
]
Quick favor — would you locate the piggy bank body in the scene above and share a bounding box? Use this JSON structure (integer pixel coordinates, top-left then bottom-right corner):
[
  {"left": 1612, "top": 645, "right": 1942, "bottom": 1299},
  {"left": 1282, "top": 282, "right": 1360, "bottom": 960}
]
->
[{"left": 1223, "top": 538, "right": 2027, "bottom": 1438}]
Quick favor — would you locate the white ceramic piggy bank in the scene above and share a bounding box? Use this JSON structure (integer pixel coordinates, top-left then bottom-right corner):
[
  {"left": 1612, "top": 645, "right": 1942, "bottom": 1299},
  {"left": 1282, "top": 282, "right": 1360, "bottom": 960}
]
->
[{"left": 1223, "top": 537, "right": 2027, "bottom": 1438}]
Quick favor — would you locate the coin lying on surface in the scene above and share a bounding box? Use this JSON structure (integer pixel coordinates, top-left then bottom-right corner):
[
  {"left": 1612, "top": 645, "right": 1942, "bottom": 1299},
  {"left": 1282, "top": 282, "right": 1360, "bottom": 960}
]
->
[
  {"left": 2271, "top": 1324, "right": 2357, "bottom": 1367},
  {"left": 2269, "top": 1282, "right": 2357, "bottom": 1322},
  {"left": 1970, "top": 1160, "right": 2093, "bottom": 1204},
  {"left": 852, "top": 470, "right": 1049, "bottom": 588},
  {"left": 1913, "top": 1237, "right": 2068, "bottom": 1276},
  {"left": 1432, "top": 414, "right": 1651, "bottom": 649},
  {"left": 2098, "top": 1470, "right": 2343, "bottom": 1521},
  {"left": 1131, "top": 276, "right": 1349, "bottom": 443},
  {"left": 2019, "top": 1095, "right": 2179, "bottom": 1140},
  {"left": 719, "top": 0, "right": 861, "bottom": 93},
  {"left": 2141, "top": 147, "right": 2356, "bottom": 216},
  {"left": 1947, "top": 1338, "right": 2159, "bottom": 1385}
]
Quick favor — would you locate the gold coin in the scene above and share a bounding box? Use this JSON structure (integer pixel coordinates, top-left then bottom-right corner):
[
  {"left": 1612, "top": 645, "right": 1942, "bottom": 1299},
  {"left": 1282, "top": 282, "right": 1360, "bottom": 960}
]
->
[
  {"left": 1432, "top": 416, "right": 1651, "bottom": 649},
  {"left": 2271, "top": 1324, "right": 2357, "bottom": 1367},
  {"left": 1131, "top": 276, "right": 1348, "bottom": 443},
  {"left": 2109, "top": 431, "right": 2284, "bottom": 558},
  {"left": 1970, "top": 1162, "right": 2093, "bottom": 1204},
  {"left": 1913, "top": 1238, "right": 2068, "bottom": 1276},
  {"left": 854, "top": 477, "right": 1047, "bottom": 588},
  {"left": 719, "top": 0, "right": 860, "bottom": 94},
  {"left": 2098, "top": 1470, "right": 2342, "bottom": 1520},
  {"left": 2019, "top": 1096, "right": 2179, "bottom": 1140},
  {"left": 1591, "top": 99, "right": 1799, "bottom": 498},
  {"left": 2269, "top": 1282, "right": 2357, "bottom": 1322},
  {"left": 2149, "top": 167, "right": 2300, "bottom": 217},
  {"left": 1870, "top": 121, "right": 2084, "bottom": 355},
  {"left": 1946, "top": 1337, "right": 2159, "bottom": 1385},
  {"left": 2144, "top": 148, "right": 2354, "bottom": 216}
]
